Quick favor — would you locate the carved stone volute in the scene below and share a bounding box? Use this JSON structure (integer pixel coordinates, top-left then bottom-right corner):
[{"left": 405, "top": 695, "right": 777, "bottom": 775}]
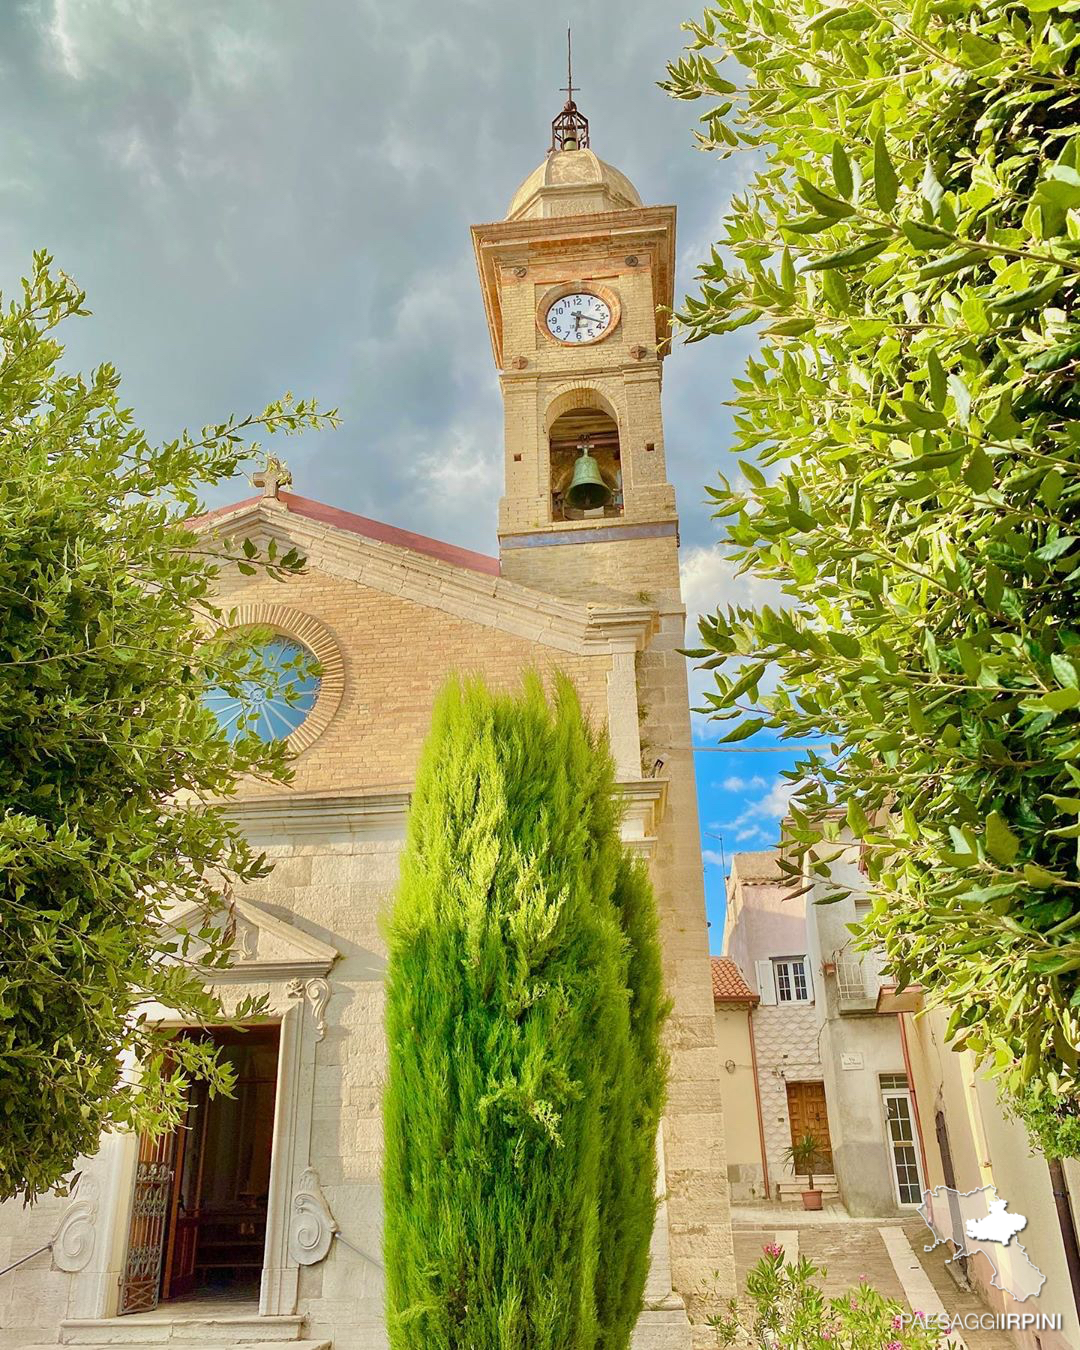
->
[
  {"left": 52, "top": 1176, "right": 100, "bottom": 1273},
  {"left": 287, "top": 1166, "right": 338, "bottom": 1266}
]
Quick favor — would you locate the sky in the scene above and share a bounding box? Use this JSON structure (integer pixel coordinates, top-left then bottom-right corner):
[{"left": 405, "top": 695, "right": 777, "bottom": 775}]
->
[{"left": 0, "top": 0, "right": 806, "bottom": 951}]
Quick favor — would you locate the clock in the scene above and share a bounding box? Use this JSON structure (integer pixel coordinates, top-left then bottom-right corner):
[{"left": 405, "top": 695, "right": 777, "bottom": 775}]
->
[{"left": 540, "top": 287, "right": 618, "bottom": 345}]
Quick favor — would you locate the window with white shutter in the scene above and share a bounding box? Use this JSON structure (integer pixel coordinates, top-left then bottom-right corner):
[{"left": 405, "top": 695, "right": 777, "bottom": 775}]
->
[{"left": 772, "top": 956, "right": 812, "bottom": 1003}]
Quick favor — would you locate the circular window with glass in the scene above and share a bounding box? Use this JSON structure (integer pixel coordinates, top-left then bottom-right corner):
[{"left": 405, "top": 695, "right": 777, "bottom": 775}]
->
[{"left": 204, "top": 636, "right": 321, "bottom": 743}]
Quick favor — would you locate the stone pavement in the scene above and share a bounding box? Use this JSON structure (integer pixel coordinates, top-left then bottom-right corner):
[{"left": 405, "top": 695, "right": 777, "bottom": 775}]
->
[{"left": 731, "top": 1204, "right": 1015, "bottom": 1349}]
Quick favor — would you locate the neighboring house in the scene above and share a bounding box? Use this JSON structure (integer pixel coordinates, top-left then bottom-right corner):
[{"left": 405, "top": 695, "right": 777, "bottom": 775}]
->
[
  {"left": 722, "top": 850, "right": 835, "bottom": 1204},
  {"left": 802, "top": 836, "right": 926, "bottom": 1217},
  {"left": 711, "top": 958, "right": 768, "bottom": 1201},
  {"left": 0, "top": 106, "right": 731, "bottom": 1350},
  {"left": 720, "top": 843, "right": 927, "bottom": 1215},
  {"left": 905, "top": 996, "right": 1080, "bottom": 1350}
]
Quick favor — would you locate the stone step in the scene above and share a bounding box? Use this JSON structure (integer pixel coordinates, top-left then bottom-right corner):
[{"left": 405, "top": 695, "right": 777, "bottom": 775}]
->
[
  {"left": 58, "top": 1315, "right": 309, "bottom": 1346},
  {"left": 777, "top": 1177, "right": 841, "bottom": 1198},
  {"left": 24, "top": 1343, "right": 330, "bottom": 1350}
]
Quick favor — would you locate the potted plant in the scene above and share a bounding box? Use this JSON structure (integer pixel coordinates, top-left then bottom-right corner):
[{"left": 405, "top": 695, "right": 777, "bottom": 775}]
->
[{"left": 785, "top": 1132, "right": 827, "bottom": 1210}]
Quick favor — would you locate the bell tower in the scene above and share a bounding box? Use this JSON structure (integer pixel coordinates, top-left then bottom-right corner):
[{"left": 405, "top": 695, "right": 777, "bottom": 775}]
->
[
  {"left": 471, "top": 100, "right": 679, "bottom": 609},
  {"left": 471, "top": 72, "right": 737, "bottom": 1341}
]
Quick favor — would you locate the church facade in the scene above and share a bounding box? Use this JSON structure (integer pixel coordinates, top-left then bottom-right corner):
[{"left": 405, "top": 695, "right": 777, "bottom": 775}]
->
[{"left": 0, "top": 131, "right": 732, "bottom": 1350}]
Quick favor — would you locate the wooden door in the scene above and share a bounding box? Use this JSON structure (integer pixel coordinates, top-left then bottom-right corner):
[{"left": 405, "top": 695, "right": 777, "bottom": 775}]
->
[
  {"left": 786, "top": 1080, "right": 834, "bottom": 1173},
  {"left": 162, "top": 1082, "right": 209, "bottom": 1301}
]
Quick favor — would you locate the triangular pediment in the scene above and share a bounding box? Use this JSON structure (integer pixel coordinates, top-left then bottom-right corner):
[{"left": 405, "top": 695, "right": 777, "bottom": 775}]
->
[
  {"left": 194, "top": 493, "right": 656, "bottom": 656},
  {"left": 167, "top": 895, "right": 338, "bottom": 983}
]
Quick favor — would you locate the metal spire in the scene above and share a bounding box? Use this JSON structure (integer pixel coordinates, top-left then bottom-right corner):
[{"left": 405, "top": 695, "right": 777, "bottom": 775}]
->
[{"left": 550, "top": 26, "right": 589, "bottom": 153}]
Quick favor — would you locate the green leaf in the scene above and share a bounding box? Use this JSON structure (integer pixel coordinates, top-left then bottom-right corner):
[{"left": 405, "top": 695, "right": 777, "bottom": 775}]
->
[
  {"left": 918, "top": 249, "right": 983, "bottom": 279},
  {"left": 986, "top": 812, "right": 1020, "bottom": 867},
  {"left": 961, "top": 292, "right": 991, "bottom": 336},
  {"left": 1024, "top": 864, "right": 1063, "bottom": 888},
  {"left": 1027, "top": 337, "right": 1080, "bottom": 374},
  {"left": 901, "top": 220, "right": 954, "bottom": 250},
  {"left": 991, "top": 274, "right": 1063, "bottom": 313},
  {"left": 827, "top": 631, "right": 861, "bottom": 658},
  {"left": 718, "top": 717, "right": 768, "bottom": 743},
  {"left": 846, "top": 799, "right": 870, "bottom": 834},
  {"left": 948, "top": 373, "right": 972, "bottom": 424},
  {"left": 797, "top": 177, "right": 856, "bottom": 218},
  {"left": 1035, "top": 536, "right": 1077, "bottom": 562},
  {"left": 831, "top": 140, "right": 853, "bottom": 200},
  {"left": 765, "top": 317, "right": 816, "bottom": 337},
  {"left": 1037, "top": 688, "right": 1080, "bottom": 712},
  {"left": 873, "top": 133, "right": 899, "bottom": 212},
  {"left": 926, "top": 349, "right": 947, "bottom": 410},
  {"left": 963, "top": 447, "right": 994, "bottom": 492},
  {"left": 1051, "top": 654, "right": 1080, "bottom": 689},
  {"left": 780, "top": 247, "right": 796, "bottom": 294},
  {"left": 784, "top": 215, "right": 839, "bottom": 234},
  {"left": 801, "top": 239, "right": 890, "bottom": 271},
  {"left": 739, "top": 459, "right": 767, "bottom": 490}
]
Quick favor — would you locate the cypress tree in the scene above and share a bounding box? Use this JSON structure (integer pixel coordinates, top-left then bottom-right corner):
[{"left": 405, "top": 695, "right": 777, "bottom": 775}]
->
[{"left": 383, "top": 673, "right": 668, "bottom": 1350}]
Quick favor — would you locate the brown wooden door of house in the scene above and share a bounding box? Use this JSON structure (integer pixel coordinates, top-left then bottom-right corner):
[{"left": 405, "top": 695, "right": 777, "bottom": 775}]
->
[{"left": 786, "top": 1080, "right": 834, "bottom": 1173}]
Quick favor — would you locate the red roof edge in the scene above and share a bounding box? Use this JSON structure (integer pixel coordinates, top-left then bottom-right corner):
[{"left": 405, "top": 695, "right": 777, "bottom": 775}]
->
[
  {"left": 711, "top": 956, "right": 759, "bottom": 1005},
  {"left": 188, "top": 490, "right": 501, "bottom": 577}
]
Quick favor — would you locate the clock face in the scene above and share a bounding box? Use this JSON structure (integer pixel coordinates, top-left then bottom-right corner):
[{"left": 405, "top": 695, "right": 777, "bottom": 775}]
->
[{"left": 545, "top": 291, "right": 614, "bottom": 344}]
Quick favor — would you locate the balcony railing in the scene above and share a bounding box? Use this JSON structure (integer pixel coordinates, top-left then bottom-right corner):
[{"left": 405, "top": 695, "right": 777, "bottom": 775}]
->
[{"left": 834, "top": 951, "right": 887, "bottom": 1011}]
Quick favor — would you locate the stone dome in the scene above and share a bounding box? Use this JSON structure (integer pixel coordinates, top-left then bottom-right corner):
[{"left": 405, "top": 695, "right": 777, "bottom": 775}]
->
[{"left": 506, "top": 148, "right": 643, "bottom": 221}]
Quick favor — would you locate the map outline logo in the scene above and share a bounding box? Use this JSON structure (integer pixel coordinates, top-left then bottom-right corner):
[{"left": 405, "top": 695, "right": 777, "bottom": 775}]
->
[{"left": 919, "top": 1184, "right": 1046, "bottom": 1303}]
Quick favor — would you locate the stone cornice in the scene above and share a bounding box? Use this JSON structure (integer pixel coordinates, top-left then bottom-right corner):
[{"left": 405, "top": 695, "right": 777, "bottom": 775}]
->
[
  {"left": 228, "top": 779, "right": 668, "bottom": 858},
  {"left": 198, "top": 500, "right": 656, "bottom": 657}
]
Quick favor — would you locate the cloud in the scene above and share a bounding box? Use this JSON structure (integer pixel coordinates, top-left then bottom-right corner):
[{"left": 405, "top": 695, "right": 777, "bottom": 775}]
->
[
  {"left": 680, "top": 544, "right": 788, "bottom": 732},
  {"left": 712, "top": 774, "right": 801, "bottom": 849},
  {"left": 1, "top": 2, "right": 758, "bottom": 562},
  {"left": 721, "top": 773, "right": 767, "bottom": 793},
  {"left": 680, "top": 543, "right": 788, "bottom": 638}
]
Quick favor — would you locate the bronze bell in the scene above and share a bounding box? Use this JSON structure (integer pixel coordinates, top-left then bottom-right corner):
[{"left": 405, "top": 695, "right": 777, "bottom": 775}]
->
[{"left": 565, "top": 445, "right": 612, "bottom": 511}]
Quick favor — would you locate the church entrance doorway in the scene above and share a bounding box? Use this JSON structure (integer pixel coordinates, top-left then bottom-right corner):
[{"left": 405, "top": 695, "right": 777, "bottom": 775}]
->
[{"left": 119, "top": 1024, "right": 280, "bottom": 1314}]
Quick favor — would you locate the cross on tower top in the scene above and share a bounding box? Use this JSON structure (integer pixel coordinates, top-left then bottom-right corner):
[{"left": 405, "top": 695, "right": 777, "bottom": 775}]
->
[
  {"left": 550, "top": 27, "right": 589, "bottom": 154},
  {"left": 559, "top": 26, "right": 578, "bottom": 104}
]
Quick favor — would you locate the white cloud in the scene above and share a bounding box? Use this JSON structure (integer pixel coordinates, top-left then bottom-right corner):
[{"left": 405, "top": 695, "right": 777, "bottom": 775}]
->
[
  {"left": 680, "top": 543, "right": 787, "bottom": 640},
  {"left": 702, "top": 849, "right": 725, "bottom": 868},
  {"left": 412, "top": 425, "right": 500, "bottom": 511},
  {"left": 721, "top": 773, "right": 766, "bottom": 793},
  {"left": 712, "top": 774, "right": 802, "bottom": 850},
  {"left": 42, "top": 0, "right": 83, "bottom": 79},
  {"left": 680, "top": 543, "right": 788, "bottom": 731}
]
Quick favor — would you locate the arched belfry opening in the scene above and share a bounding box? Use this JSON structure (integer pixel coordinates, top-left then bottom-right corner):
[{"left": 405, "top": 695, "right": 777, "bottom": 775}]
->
[{"left": 548, "top": 403, "right": 623, "bottom": 521}]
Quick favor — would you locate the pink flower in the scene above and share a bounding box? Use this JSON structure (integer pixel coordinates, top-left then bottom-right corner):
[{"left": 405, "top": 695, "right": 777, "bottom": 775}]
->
[
  {"left": 886, "top": 1342, "right": 903, "bottom": 1350},
  {"left": 763, "top": 1242, "right": 783, "bottom": 1257},
  {"left": 891, "top": 1314, "right": 904, "bottom": 1329}
]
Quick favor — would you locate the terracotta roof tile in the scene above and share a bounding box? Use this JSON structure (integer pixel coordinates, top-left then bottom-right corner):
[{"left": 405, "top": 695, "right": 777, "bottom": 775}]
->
[{"left": 711, "top": 956, "right": 759, "bottom": 1005}]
